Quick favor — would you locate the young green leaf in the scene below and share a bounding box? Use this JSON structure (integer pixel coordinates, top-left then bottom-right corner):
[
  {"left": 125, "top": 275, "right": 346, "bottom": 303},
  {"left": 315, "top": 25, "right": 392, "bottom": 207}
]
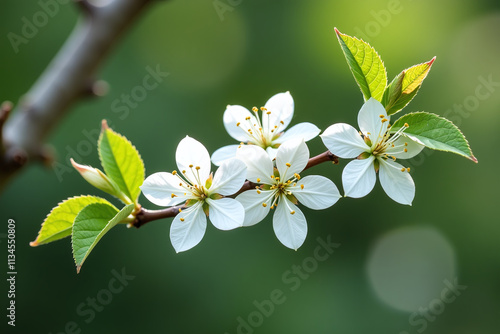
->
[
  {"left": 382, "top": 57, "right": 436, "bottom": 115},
  {"left": 335, "top": 28, "right": 387, "bottom": 101},
  {"left": 98, "top": 120, "right": 145, "bottom": 204},
  {"left": 30, "top": 196, "right": 112, "bottom": 247},
  {"left": 391, "top": 112, "right": 477, "bottom": 162},
  {"left": 72, "top": 203, "right": 135, "bottom": 273}
]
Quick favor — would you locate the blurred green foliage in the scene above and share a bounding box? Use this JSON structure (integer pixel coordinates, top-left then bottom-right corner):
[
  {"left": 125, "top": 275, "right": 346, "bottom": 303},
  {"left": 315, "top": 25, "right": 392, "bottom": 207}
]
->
[{"left": 1, "top": 0, "right": 499, "bottom": 333}]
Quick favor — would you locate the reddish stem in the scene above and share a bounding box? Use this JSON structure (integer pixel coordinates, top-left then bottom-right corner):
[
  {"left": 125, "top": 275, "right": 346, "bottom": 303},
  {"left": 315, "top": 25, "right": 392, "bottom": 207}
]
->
[{"left": 132, "top": 150, "right": 338, "bottom": 228}]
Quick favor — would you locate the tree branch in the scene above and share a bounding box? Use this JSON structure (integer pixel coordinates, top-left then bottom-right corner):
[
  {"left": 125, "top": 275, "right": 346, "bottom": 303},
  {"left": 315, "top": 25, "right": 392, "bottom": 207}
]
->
[
  {"left": 0, "top": 0, "right": 154, "bottom": 191},
  {"left": 132, "top": 150, "right": 339, "bottom": 228}
]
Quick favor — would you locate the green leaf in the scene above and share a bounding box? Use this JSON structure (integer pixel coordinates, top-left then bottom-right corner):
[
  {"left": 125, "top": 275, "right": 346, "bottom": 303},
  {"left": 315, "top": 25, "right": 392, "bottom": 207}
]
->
[
  {"left": 335, "top": 28, "right": 387, "bottom": 101},
  {"left": 30, "top": 196, "right": 111, "bottom": 247},
  {"left": 382, "top": 57, "right": 436, "bottom": 115},
  {"left": 98, "top": 120, "right": 145, "bottom": 204},
  {"left": 72, "top": 203, "right": 135, "bottom": 273},
  {"left": 391, "top": 112, "right": 477, "bottom": 162}
]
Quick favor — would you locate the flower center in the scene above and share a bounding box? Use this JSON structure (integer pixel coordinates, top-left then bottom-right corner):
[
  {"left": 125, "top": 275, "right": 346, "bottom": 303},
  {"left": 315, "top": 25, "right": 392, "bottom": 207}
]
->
[
  {"left": 235, "top": 106, "right": 285, "bottom": 149},
  {"left": 261, "top": 164, "right": 300, "bottom": 214},
  {"left": 370, "top": 118, "right": 410, "bottom": 160},
  {"left": 172, "top": 167, "right": 209, "bottom": 201}
]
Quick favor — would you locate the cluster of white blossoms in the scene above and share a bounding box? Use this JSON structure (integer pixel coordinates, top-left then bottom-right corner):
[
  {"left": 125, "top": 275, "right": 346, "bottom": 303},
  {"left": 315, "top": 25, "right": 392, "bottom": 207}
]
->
[{"left": 141, "top": 93, "right": 424, "bottom": 252}]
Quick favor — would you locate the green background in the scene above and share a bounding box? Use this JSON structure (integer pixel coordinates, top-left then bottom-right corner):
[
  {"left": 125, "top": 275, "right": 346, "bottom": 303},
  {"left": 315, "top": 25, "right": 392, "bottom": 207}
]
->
[{"left": 1, "top": 0, "right": 499, "bottom": 333}]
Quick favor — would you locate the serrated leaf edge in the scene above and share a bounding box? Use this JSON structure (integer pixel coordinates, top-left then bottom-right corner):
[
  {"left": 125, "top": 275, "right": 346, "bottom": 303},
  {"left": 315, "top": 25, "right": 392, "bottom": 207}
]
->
[
  {"left": 335, "top": 27, "right": 388, "bottom": 101},
  {"left": 98, "top": 121, "right": 145, "bottom": 204},
  {"left": 71, "top": 203, "right": 134, "bottom": 273},
  {"left": 391, "top": 111, "right": 477, "bottom": 162},
  {"left": 30, "top": 195, "right": 115, "bottom": 247}
]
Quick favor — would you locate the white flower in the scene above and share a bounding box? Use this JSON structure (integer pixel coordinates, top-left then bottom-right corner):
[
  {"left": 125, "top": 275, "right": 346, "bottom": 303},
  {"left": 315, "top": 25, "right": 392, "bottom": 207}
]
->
[
  {"left": 140, "top": 136, "right": 247, "bottom": 253},
  {"left": 211, "top": 92, "right": 321, "bottom": 165},
  {"left": 235, "top": 139, "right": 341, "bottom": 250},
  {"left": 320, "top": 98, "right": 424, "bottom": 205}
]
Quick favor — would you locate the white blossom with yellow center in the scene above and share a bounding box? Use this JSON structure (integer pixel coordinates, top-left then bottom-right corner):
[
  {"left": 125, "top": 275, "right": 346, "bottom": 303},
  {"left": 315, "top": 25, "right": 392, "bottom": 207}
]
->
[
  {"left": 236, "top": 139, "right": 340, "bottom": 250},
  {"left": 321, "top": 98, "right": 424, "bottom": 205},
  {"left": 211, "top": 92, "right": 321, "bottom": 165},
  {"left": 140, "top": 136, "right": 247, "bottom": 252}
]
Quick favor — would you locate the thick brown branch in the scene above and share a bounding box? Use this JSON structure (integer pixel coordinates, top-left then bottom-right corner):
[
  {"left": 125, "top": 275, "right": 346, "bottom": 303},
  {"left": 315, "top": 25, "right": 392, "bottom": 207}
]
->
[
  {"left": 133, "top": 150, "right": 339, "bottom": 228},
  {"left": 0, "top": 0, "right": 154, "bottom": 191}
]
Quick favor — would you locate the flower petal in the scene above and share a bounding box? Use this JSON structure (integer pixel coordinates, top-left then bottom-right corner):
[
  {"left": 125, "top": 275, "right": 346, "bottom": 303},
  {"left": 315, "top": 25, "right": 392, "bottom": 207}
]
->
[
  {"left": 140, "top": 172, "right": 190, "bottom": 207},
  {"left": 263, "top": 92, "right": 294, "bottom": 132},
  {"left": 223, "top": 105, "right": 257, "bottom": 142},
  {"left": 358, "top": 98, "right": 388, "bottom": 145},
  {"left": 342, "top": 156, "right": 376, "bottom": 198},
  {"left": 321, "top": 123, "right": 369, "bottom": 159},
  {"left": 274, "top": 122, "right": 321, "bottom": 144},
  {"left": 236, "top": 189, "right": 274, "bottom": 226},
  {"left": 266, "top": 147, "right": 278, "bottom": 161},
  {"left": 385, "top": 135, "right": 425, "bottom": 159},
  {"left": 210, "top": 158, "right": 247, "bottom": 196},
  {"left": 206, "top": 198, "right": 245, "bottom": 230},
  {"left": 236, "top": 145, "right": 274, "bottom": 184},
  {"left": 289, "top": 175, "right": 341, "bottom": 210},
  {"left": 211, "top": 145, "right": 239, "bottom": 166},
  {"left": 276, "top": 139, "right": 309, "bottom": 180},
  {"left": 378, "top": 158, "right": 415, "bottom": 205},
  {"left": 176, "top": 136, "right": 211, "bottom": 184},
  {"left": 273, "top": 197, "right": 307, "bottom": 250},
  {"left": 170, "top": 203, "right": 207, "bottom": 253}
]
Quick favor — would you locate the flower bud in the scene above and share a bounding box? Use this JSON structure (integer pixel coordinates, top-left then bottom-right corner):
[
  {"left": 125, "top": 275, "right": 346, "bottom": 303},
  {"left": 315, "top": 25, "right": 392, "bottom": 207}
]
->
[{"left": 70, "top": 159, "right": 126, "bottom": 200}]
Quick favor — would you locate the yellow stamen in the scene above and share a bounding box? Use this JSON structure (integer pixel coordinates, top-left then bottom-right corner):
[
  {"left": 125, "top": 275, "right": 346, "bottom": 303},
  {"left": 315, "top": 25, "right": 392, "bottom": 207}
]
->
[
  {"left": 236, "top": 122, "right": 240, "bottom": 126},
  {"left": 171, "top": 193, "right": 177, "bottom": 198},
  {"left": 290, "top": 211, "right": 295, "bottom": 215},
  {"left": 401, "top": 168, "right": 405, "bottom": 172},
  {"left": 286, "top": 163, "right": 291, "bottom": 167},
  {"left": 406, "top": 167, "right": 411, "bottom": 172},
  {"left": 180, "top": 218, "right": 185, "bottom": 222},
  {"left": 172, "top": 170, "right": 177, "bottom": 175},
  {"left": 252, "top": 106, "right": 258, "bottom": 112},
  {"left": 189, "top": 164, "right": 193, "bottom": 168},
  {"left": 262, "top": 203, "right": 267, "bottom": 207},
  {"left": 300, "top": 184, "right": 304, "bottom": 189},
  {"left": 404, "top": 123, "right": 409, "bottom": 127},
  {"left": 404, "top": 148, "right": 408, "bottom": 152},
  {"left": 257, "top": 178, "right": 261, "bottom": 182}
]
